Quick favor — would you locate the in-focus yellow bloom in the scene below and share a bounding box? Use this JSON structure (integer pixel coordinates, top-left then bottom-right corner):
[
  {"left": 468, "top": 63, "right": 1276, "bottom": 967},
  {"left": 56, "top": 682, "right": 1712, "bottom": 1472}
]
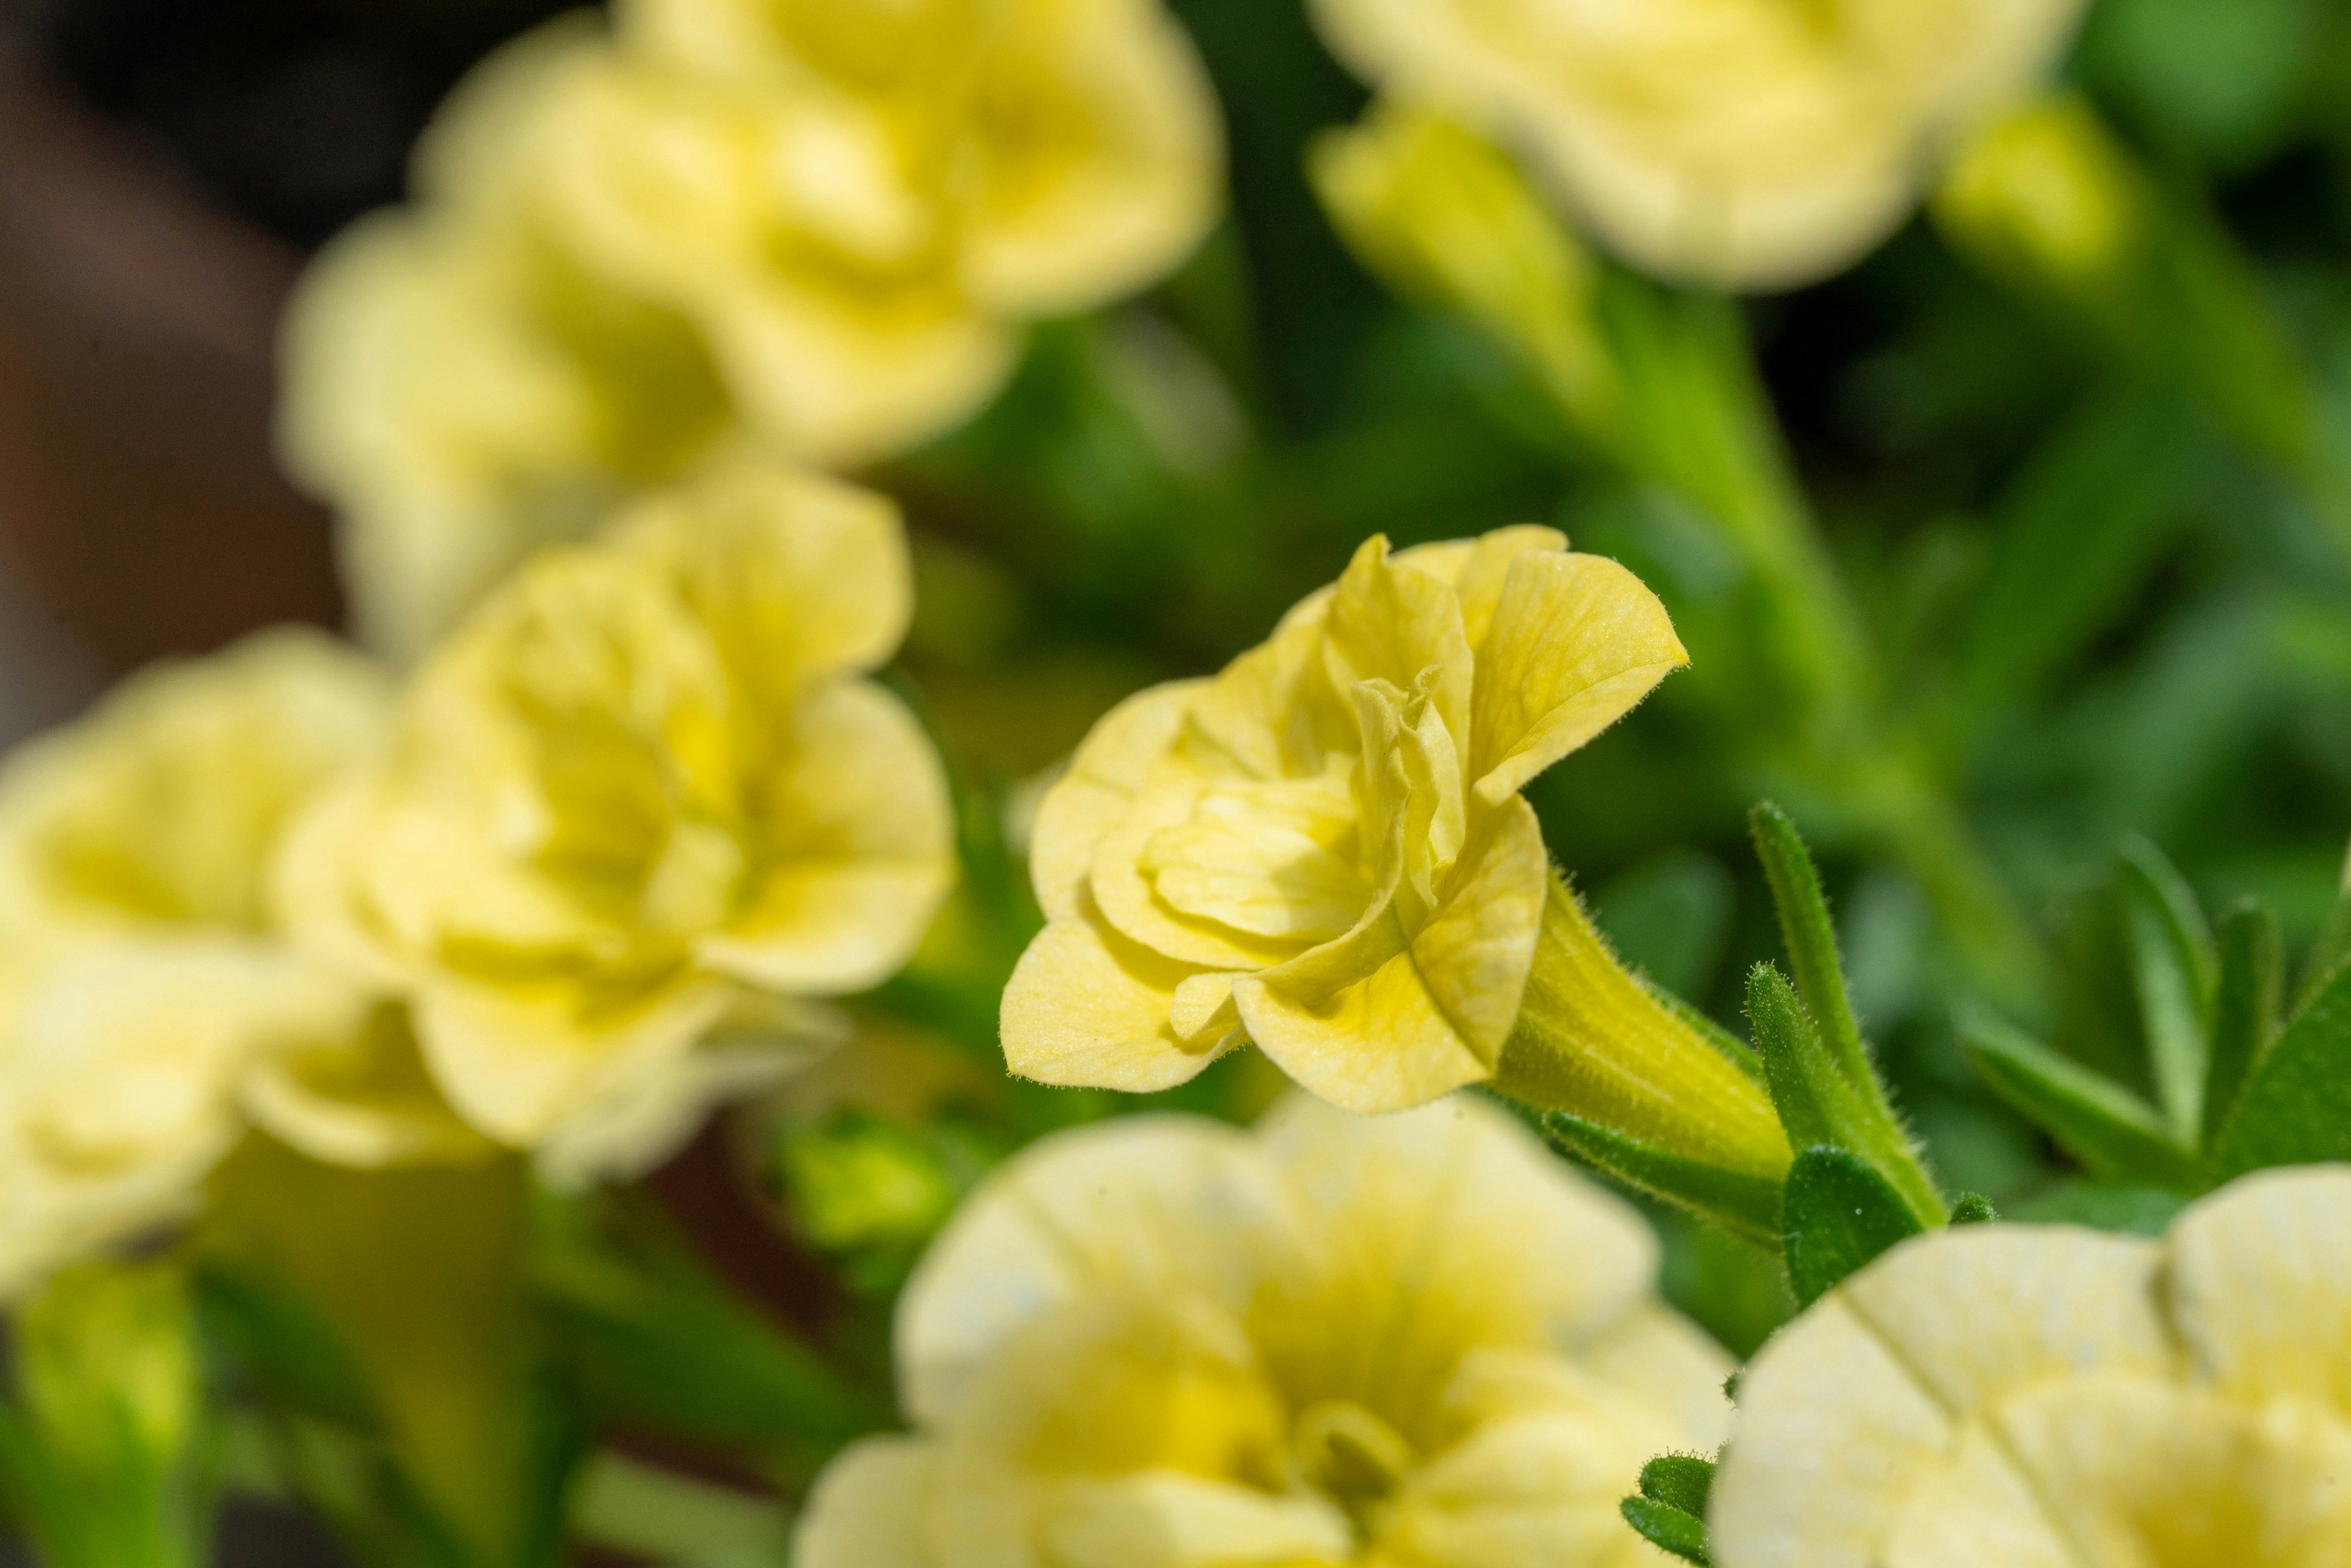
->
[
  {"left": 281, "top": 461, "right": 954, "bottom": 1161},
  {"left": 1309, "top": 0, "right": 2088, "bottom": 290},
  {"left": 281, "top": 2, "right": 1222, "bottom": 659},
  {"left": 1002, "top": 528, "right": 1687, "bottom": 1113},
  {"left": 0, "top": 632, "right": 483, "bottom": 1293},
  {"left": 1712, "top": 1166, "right": 2351, "bottom": 1567},
  {"left": 796, "top": 1093, "right": 1731, "bottom": 1568}
]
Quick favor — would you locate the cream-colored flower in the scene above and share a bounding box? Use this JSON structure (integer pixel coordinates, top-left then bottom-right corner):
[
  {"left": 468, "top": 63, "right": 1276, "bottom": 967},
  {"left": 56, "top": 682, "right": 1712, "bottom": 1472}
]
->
[
  {"left": 797, "top": 1093, "right": 1731, "bottom": 1568},
  {"left": 1001, "top": 529, "right": 1685, "bottom": 1113},
  {"left": 277, "top": 21, "right": 736, "bottom": 661},
  {"left": 280, "top": 461, "right": 954, "bottom": 1159},
  {"left": 1310, "top": 0, "right": 2088, "bottom": 290},
  {"left": 1711, "top": 1165, "right": 2351, "bottom": 1567},
  {"left": 0, "top": 631, "right": 484, "bottom": 1292}
]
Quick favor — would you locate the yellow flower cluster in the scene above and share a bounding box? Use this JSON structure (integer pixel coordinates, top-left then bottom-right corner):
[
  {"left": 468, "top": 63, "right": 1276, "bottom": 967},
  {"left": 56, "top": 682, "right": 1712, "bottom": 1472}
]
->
[
  {"left": 282, "top": 461, "right": 954, "bottom": 1168},
  {"left": 1003, "top": 527, "right": 1687, "bottom": 1112},
  {"left": 1308, "top": 0, "right": 2088, "bottom": 289},
  {"left": 1712, "top": 1166, "right": 2351, "bottom": 1566},
  {"left": 797, "top": 1093, "right": 1730, "bottom": 1567},
  {"left": 280, "top": 0, "right": 1224, "bottom": 659}
]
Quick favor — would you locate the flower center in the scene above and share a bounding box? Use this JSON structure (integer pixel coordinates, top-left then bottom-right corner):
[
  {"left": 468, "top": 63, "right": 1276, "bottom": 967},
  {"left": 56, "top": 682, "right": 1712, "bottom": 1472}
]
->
[{"left": 1291, "top": 1400, "right": 1418, "bottom": 1536}]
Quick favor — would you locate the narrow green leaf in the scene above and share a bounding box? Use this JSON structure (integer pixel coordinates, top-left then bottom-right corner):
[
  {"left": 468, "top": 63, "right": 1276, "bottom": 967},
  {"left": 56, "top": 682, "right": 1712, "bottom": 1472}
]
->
[
  {"left": 1783, "top": 1147, "right": 1928, "bottom": 1308},
  {"left": 1749, "top": 804, "right": 1873, "bottom": 1096},
  {"left": 2214, "top": 960, "right": 2351, "bottom": 1178},
  {"left": 1638, "top": 1454, "right": 1716, "bottom": 1518},
  {"left": 2117, "top": 838, "right": 2216, "bottom": 1139},
  {"left": 1960, "top": 1013, "right": 2202, "bottom": 1190},
  {"left": 1746, "top": 966, "right": 1944, "bottom": 1228},
  {"left": 2203, "top": 901, "right": 2282, "bottom": 1153},
  {"left": 1543, "top": 1112, "right": 1785, "bottom": 1247},
  {"left": 1950, "top": 1193, "right": 1999, "bottom": 1225},
  {"left": 1620, "top": 1496, "right": 1711, "bottom": 1564}
]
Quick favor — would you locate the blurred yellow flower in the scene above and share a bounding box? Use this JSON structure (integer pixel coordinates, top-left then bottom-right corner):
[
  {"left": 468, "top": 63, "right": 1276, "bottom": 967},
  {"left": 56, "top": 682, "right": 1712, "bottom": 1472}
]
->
[
  {"left": 1002, "top": 528, "right": 1687, "bottom": 1112},
  {"left": 1711, "top": 1166, "right": 2351, "bottom": 1567},
  {"left": 281, "top": 1, "right": 1222, "bottom": 659},
  {"left": 1309, "top": 0, "right": 2088, "bottom": 290},
  {"left": 796, "top": 1093, "right": 1730, "bottom": 1568},
  {"left": 280, "top": 461, "right": 954, "bottom": 1160},
  {"left": 0, "top": 631, "right": 482, "bottom": 1292}
]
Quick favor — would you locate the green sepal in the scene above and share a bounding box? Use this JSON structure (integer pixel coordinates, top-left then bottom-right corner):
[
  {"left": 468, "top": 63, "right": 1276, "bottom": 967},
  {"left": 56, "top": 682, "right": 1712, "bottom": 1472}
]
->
[
  {"left": 1783, "top": 1146, "right": 1929, "bottom": 1308},
  {"left": 1745, "top": 966, "right": 1943, "bottom": 1228},
  {"left": 1748, "top": 804, "right": 1875, "bottom": 1096},
  {"left": 1543, "top": 1112, "right": 1784, "bottom": 1247},
  {"left": 2213, "top": 960, "right": 2351, "bottom": 1178},
  {"left": 1638, "top": 1454, "right": 1716, "bottom": 1518},
  {"left": 1620, "top": 1496, "right": 1711, "bottom": 1565},
  {"left": 1950, "top": 1193, "right": 2000, "bottom": 1225},
  {"left": 2203, "top": 900, "right": 2282, "bottom": 1152},
  {"left": 1960, "top": 1011, "right": 2203, "bottom": 1191},
  {"left": 2116, "top": 838, "right": 2216, "bottom": 1139}
]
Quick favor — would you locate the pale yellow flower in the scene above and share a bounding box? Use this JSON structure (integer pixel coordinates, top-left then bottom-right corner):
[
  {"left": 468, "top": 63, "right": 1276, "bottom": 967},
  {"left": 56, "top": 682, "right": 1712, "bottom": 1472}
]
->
[
  {"left": 277, "top": 21, "right": 735, "bottom": 661},
  {"left": 1711, "top": 1165, "right": 2351, "bottom": 1567},
  {"left": 1309, "top": 0, "right": 2088, "bottom": 290},
  {"left": 0, "top": 631, "right": 484, "bottom": 1292},
  {"left": 279, "top": 461, "right": 954, "bottom": 1159},
  {"left": 796, "top": 1093, "right": 1731, "bottom": 1568},
  {"left": 1001, "top": 528, "right": 1687, "bottom": 1113}
]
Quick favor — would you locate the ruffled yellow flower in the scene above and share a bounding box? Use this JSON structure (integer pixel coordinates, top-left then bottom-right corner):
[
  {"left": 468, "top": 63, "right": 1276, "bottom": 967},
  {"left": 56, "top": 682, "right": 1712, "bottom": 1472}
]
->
[
  {"left": 1002, "top": 528, "right": 1689, "bottom": 1113},
  {"left": 796, "top": 1093, "right": 1731, "bottom": 1568},
  {"left": 280, "top": 461, "right": 954, "bottom": 1158},
  {"left": 1308, "top": 0, "right": 2088, "bottom": 290},
  {"left": 280, "top": 2, "right": 1222, "bottom": 659},
  {"left": 0, "top": 632, "right": 487, "bottom": 1292},
  {"left": 1711, "top": 1166, "right": 2351, "bottom": 1567},
  {"left": 277, "top": 21, "right": 736, "bottom": 661}
]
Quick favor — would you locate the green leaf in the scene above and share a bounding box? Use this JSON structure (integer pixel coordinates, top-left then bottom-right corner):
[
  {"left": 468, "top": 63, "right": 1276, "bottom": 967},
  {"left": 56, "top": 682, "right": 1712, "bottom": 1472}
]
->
[
  {"left": 2117, "top": 837, "right": 2217, "bottom": 1139},
  {"left": 1745, "top": 966, "right": 1944, "bottom": 1228},
  {"left": 2203, "top": 900, "right": 2282, "bottom": 1152},
  {"left": 1620, "top": 1496, "right": 1711, "bottom": 1565},
  {"left": 1782, "top": 1146, "right": 1930, "bottom": 1308},
  {"left": 2295, "top": 864, "right": 2351, "bottom": 1011},
  {"left": 1638, "top": 1454, "right": 1716, "bottom": 1518},
  {"left": 1749, "top": 804, "right": 1875, "bottom": 1096},
  {"left": 1960, "top": 1012, "right": 2203, "bottom": 1190},
  {"left": 1542, "top": 1112, "right": 1785, "bottom": 1248},
  {"left": 2214, "top": 960, "right": 2351, "bottom": 1177},
  {"left": 1951, "top": 1193, "right": 2000, "bottom": 1225}
]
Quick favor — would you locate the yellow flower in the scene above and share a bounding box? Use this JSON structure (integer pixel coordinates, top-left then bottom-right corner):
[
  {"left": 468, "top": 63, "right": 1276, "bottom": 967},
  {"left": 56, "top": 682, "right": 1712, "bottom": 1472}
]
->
[
  {"left": 0, "top": 631, "right": 486, "bottom": 1292},
  {"left": 277, "top": 21, "right": 736, "bottom": 661},
  {"left": 280, "top": 461, "right": 954, "bottom": 1158},
  {"left": 1002, "top": 529, "right": 1688, "bottom": 1113},
  {"left": 1308, "top": 0, "right": 2088, "bottom": 290},
  {"left": 795, "top": 1093, "right": 1731, "bottom": 1568},
  {"left": 1711, "top": 1166, "right": 2351, "bottom": 1567}
]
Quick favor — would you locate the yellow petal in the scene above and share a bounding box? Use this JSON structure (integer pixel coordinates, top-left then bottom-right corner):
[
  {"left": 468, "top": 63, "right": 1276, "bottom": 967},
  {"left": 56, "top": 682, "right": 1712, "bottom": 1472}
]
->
[
  {"left": 1381, "top": 1403, "right": 1668, "bottom": 1568},
  {"left": 999, "top": 912, "right": 1231, "bottom": 1092},
  {"left": 1412, "top": 794, "right": 1547, "bottom": 1058},
  {"left": 1577, "top": 1304, "right": 1736, "bottom": 1452},
  {"left": 1187, "top": 593, "right": 1351, "bottom": 781},
  {"left": 241, "top": 999, "right": 497, "bottom": 1170},
  {"left": 1392, "top": 525, "right": 1568, "bottom": 653},
  {"left": 1038, "top": 1474, "right": 1351, "bottom": 1568},
  {"left": 1469, "top": 551, "right": 1686, "bottom": 806},
  {"left": 534, "top": 1033, "right": 836, "bottom": 1189},
  {"left": 703, "top": 680, "right": 954, "bottom": 995},
  {"left": 896, "top": 1115, "right": 1289, "bottom": 1426},
  {"left": 1237, "top": 945, "right": 1487, "bottom": 1113},
  {"left": 614, "top": 460, "right": 914, "bottom": 693},
  {"left": 1029, "top": 680, "right": 1204, "bottom": 922},
  {"left": 1142, "top": 766, "right": 1370, "bottom": 943},
  {"left": 2164, "top": 1165, "right": 2351, "bottom": 1419},
  {"left": 1322, "top": 536, "right": 1475, "bottom": 756},
  {"left": 1089, "top": 762, "right": 1302, "bottom": 970},
  {"left": 792, "top": 1436, "right": 942, "bottom": 1568}
]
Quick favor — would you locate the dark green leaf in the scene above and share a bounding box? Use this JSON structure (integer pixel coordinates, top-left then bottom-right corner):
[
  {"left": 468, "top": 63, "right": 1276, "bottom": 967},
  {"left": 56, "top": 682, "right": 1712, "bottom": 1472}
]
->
[
  {"left": 1542, "top": 1112, "right": 1785, "bottom": 1247},
  {"left": 2203, "top": 900, "right": 2282, "bottom": 1151},
  {"left": 1620, "top": 1496, "right": 1711, "bottom": 1565},
  {"left": 1782, "top": 1146, "right": 1930, "bottom": 1308},
  {"left": 2117, "top": 837, "right": 2216, "bottom": 1140},
  {"left": 2214, "top": 960, "right": 2351, "bottom": 1177},
  {"left": 1960, "top": 1012, "right": 2203, "bottom": 1190},
  {"left": 1638, "top": 1454, "right": 1716, "bottom": 1518},
  {"left": 1950, "top": 1193, "right": 2000, "bottom": 1225}
]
